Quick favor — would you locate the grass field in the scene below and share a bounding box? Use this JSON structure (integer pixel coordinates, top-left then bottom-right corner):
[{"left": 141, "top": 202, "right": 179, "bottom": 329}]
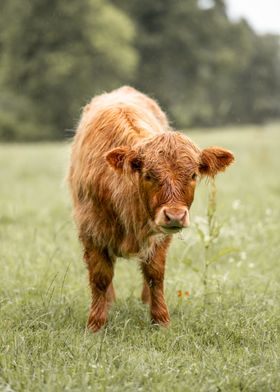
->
[{"left": 0, "top": 125, "right": 280, "bottom": 391}]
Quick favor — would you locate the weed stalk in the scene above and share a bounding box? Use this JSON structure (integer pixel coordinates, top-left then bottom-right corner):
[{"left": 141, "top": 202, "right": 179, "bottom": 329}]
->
[{"left": 203, "top": 178, "right": 219, "bottom": 299}]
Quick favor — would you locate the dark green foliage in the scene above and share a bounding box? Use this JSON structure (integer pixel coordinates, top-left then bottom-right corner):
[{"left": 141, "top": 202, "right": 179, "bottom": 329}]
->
[
  {"left": 0, "top": 0, "right": 279, "bottom": 140},
  {"left": 115, "top": 0, "right": 280, "bottom": 127},
  {"left": 0, "top": 0, "right": 137, "bottom": 140}
]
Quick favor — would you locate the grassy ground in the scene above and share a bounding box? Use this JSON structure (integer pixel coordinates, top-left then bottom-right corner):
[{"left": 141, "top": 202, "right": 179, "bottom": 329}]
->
[{"left": 0, "top": 125, "right": 279, "bottom": 391}]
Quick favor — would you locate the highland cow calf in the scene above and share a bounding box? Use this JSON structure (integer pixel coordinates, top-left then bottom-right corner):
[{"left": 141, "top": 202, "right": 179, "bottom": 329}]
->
[{"left": 68, "top": 86, "right": 234, "bottom": 332}]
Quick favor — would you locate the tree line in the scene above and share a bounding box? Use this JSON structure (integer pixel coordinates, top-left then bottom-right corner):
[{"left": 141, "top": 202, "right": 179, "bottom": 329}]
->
[{"left": 0, "top": 0, "right": 280, "bottom": 141}]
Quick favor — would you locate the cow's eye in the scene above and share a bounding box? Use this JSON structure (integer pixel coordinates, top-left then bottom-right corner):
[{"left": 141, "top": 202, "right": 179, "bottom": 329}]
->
[
  {"left": 191, "top": 173, "right": 197, "bottom": 181},
  {"left": 144, "top": 172, "right": 155, "bottom": 181}
]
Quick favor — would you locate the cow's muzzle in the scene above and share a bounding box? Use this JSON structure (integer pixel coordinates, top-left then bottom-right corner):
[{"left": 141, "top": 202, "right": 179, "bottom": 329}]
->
[{"left": 155, "top": 207, "right": 189, "bottom": 233}]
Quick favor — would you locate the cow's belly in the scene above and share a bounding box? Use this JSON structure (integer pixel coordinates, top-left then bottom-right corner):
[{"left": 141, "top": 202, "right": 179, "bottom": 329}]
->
[{"left": 109, "top": 233, "right": 167, "bottom": 260}]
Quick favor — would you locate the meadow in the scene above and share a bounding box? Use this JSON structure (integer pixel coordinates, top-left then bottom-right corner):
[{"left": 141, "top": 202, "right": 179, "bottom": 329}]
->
[{"left": 0, "top": 125, "right": 279, "bottom": 391}]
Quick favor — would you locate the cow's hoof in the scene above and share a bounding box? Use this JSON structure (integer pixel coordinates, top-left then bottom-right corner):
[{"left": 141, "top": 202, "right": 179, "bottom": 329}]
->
[
  {"left": 151, "top": 310, "right": 170, "bottom": 327},
  {"left": 87, "top": 311, "right": 107, "bottom": 333}
]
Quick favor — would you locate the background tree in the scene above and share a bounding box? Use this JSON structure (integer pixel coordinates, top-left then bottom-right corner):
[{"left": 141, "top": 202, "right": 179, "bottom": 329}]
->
[
  {"left": 0, "top": 0, "right": 138, "bottom": 140},
  {"left": 0, "top": 0, "right": 279, "bottom": 140},
  {"left": 115, "top": 0, "right": 280, "bottom": 127}
]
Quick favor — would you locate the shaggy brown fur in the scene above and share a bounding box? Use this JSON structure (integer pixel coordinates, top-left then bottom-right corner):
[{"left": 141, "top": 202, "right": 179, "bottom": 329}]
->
[{"left": 68, "top": 86, "right": 234, "bottom": 332}]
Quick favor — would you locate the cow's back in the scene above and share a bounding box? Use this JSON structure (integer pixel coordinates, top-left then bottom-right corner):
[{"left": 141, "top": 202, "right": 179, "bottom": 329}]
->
[
  {"left": 84, "top": 86, "right": 169, "bottom": 134},
  {"left": 77, "top": 86, "right": 169, "bottom": 149}
]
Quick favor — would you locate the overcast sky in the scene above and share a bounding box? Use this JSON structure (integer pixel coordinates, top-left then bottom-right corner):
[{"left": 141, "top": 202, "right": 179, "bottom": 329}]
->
[{"left": 226, "top": 0, "right": 280, "bottom": 34}]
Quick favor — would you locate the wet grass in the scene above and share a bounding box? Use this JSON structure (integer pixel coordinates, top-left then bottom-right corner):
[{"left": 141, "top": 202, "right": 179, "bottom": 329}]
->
[{"left": 0, "top": 124, "right": 280, "bottom": 391}]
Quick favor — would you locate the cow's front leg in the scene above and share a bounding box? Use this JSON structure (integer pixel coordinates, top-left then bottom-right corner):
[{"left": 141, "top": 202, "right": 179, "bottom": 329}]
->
[
  {"left": 83, "top": 246, "right": 115, "bottom": 332},
  {"left": 141, "top": 238, "right": 171, "bottom": 326},
  {"left": 106, "top": 282, "right": 116, "bottom": 304}
]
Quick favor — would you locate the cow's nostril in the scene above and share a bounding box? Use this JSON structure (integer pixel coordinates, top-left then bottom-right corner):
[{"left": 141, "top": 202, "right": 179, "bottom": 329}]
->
[
  {"left": 164, "top": 210, "right": 171, "bottom": 222},
  {"left": 163, "top": 209, "right": 187, "bottom": 226}
]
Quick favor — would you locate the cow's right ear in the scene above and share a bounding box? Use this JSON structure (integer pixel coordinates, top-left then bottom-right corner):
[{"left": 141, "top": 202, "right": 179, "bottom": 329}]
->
[{"left": 105, "top": 147, "right": 143, "bottom": 173}]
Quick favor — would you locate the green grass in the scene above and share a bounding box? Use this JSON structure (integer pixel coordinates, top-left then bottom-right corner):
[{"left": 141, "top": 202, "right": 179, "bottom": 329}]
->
[{"left": 0, "top": 124, "right": 280, "bottom": 391}]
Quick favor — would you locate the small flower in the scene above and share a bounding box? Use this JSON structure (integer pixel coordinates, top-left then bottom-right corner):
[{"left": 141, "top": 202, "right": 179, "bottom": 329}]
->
[{"left": 177, "top": 290, "right": 190, "bottom": 299}]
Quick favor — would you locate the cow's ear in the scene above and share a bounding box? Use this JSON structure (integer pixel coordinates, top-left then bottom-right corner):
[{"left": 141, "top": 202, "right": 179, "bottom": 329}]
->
[
  {"left": 199, "top": 147, "right": 234, "bottom": 177},
  {"left": 105, "top": 147, "right": 130, "bottom": 171},
  {"left": 105, "top": 147, "right": 143, "bottom": 173}
]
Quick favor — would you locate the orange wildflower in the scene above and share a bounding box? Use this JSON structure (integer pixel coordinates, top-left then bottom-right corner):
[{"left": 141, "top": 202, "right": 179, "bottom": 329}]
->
[{"left": 177, "top": 290, "right": 183, "bottom": 298}]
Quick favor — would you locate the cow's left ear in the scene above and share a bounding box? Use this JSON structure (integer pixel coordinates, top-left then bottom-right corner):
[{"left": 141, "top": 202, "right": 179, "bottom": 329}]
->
[
  {"left": 105, "top": 147, "right": 143, "bottom": 173},
  {"left": 199, "top": 147, "right": 234, "bottom": 177}
]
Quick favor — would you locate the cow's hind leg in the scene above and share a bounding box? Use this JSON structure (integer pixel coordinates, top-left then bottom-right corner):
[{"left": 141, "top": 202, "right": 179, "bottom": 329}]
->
[
  {"left": 83, "top": 244, "right": 115, "bottom": 332},
  {"left": 141, "top": 280, "right": 151, "bottom": 304},
  {"left": 141, "top": 237, "right": 171, "bottom": 326}
]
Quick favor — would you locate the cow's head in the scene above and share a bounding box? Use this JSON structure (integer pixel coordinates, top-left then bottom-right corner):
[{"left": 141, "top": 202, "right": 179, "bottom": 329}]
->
[{"left": 106, "top": 132, "right": 234, "bottom": 234}]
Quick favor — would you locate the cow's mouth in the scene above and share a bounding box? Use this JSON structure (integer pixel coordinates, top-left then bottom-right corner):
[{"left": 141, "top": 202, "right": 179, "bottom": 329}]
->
[{"left": 159, "top": 225, "right": 183, "bottom": 234}]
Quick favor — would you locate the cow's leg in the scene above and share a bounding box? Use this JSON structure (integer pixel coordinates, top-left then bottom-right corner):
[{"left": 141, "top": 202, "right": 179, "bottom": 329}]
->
[
  {"left": 83, "top": 244, "right": 115, "bottom": 332},
  {"left": 141, "top": 238, "right": 171, "bottom": 326},
  {"left": 141, "top": 280, "right": 151, "bottom": 304},
  {"left": 106, "top": 282, "right": 116, "bottom": 304}
]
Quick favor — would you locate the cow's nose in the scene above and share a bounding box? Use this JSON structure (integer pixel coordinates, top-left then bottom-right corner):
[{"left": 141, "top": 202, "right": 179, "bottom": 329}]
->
[{"left": 163, "top": 208, "right": 187, "bottom": 228}]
